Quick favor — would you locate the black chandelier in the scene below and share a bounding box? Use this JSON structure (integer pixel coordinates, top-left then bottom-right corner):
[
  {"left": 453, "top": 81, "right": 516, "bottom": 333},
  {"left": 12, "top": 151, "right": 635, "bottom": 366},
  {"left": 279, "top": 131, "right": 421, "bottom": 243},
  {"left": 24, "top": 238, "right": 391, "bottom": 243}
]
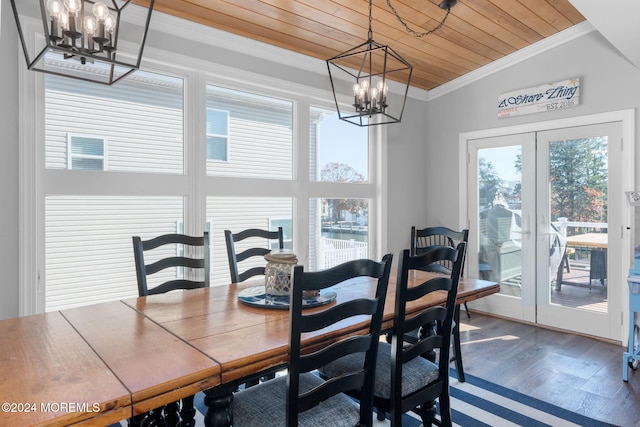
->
[
  {"left": 10, "top": 0, "right": 154, "bottom": 85},
  {"left": 326, "top": 0, "right": 455, "bottom": 126}
]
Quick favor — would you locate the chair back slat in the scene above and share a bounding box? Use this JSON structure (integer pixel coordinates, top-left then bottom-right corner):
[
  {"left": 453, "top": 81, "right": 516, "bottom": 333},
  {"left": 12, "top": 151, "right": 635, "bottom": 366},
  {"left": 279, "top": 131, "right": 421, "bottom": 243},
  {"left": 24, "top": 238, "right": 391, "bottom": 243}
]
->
[
  {"left": 132, "top": 232, "right": 210, "bottom": 297},
  {"left": 411, "top": 226, "right": 469, "bottom": 275},
  {"left": 224, "top": 228, "right": 284, "bottom": 283}
]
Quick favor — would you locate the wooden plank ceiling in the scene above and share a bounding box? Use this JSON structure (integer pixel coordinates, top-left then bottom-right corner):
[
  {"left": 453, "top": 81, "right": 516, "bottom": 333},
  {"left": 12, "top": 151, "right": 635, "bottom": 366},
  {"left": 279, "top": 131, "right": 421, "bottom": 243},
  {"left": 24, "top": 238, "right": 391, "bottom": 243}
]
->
[{"left": 137, "top": 0, "right": 585, "bottom": 92}]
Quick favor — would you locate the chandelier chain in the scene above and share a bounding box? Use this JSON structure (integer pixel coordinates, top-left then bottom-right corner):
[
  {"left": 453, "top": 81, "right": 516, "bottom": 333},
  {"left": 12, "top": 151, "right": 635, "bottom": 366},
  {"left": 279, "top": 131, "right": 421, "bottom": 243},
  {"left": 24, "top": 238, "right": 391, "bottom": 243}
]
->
[
  {"left": 385, "top": 0, "right": 451, "bottom": 38},
  {"left": 368, "top": 0, "right": 373, "bottom": 40}
]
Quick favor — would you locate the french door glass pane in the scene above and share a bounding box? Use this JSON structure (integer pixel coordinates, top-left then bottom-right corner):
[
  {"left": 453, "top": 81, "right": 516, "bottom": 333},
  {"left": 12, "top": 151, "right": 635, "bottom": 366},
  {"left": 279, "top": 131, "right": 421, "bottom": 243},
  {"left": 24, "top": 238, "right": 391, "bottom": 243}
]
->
[
  {"left": 206, "top": 85, "right": 293, "bottom": 179},
  {"left": 207, "top": 197, "right": 293, "bottom": 285},
  {"left": 45, "top": 71, "right": 184, "bottom": 173},
  {"left": 309, "top": 198, "right": 369, "bottom": 271},
  {"left": 45, "top": 196, "right": 184, "bottom": 311},
  {"left": 309, "top": 107, "right": 368, "bottom": 183},
  {"left": 477, "top": 146, "right": 523, "bottom": 297},
  {"left": 549, "top": 136, "right": 608, "bottom": 313}
]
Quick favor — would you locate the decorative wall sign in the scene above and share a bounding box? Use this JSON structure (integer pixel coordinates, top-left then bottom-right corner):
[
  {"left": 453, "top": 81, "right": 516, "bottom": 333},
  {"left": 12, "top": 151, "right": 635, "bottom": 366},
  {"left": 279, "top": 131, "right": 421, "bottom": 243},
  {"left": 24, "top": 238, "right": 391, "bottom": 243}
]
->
[{"left": 498, "top": 78, "right": 580, "bottom": 118}]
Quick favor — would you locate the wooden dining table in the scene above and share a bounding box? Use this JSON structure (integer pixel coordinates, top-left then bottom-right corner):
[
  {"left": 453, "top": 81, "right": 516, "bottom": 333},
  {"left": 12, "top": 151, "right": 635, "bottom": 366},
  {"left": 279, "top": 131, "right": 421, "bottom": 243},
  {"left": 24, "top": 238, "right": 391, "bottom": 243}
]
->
[
  {"left": 565, "top": 232, "right": 608, "bottom": 249},
  {"left": 0, "top": 269, "right": 498, "bottom": 427}
]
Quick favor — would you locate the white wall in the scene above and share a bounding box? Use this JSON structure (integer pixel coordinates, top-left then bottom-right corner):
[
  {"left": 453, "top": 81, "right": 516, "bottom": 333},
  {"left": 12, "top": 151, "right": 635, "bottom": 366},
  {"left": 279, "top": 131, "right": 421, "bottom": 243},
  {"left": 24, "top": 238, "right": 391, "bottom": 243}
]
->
[
  {"left": 0, "top": 0, "right": 20, "bottom": 320},
  {"left": 424, "top": 30, "right": 640, "bottom": 227}
]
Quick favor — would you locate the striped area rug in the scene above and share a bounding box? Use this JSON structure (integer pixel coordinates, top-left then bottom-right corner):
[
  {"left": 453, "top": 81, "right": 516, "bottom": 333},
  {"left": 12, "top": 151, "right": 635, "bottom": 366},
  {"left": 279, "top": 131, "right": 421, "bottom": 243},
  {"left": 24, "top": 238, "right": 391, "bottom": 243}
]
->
[{"left": 115, "top": 370, "right": 618, "bottom": 426}]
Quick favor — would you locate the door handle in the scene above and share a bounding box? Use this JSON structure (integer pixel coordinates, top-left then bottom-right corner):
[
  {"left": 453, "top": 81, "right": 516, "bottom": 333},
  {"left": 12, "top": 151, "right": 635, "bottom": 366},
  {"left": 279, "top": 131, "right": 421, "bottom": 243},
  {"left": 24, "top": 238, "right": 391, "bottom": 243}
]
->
[{"left": 517, "top": 215, "right": 532, "bottom": 235}]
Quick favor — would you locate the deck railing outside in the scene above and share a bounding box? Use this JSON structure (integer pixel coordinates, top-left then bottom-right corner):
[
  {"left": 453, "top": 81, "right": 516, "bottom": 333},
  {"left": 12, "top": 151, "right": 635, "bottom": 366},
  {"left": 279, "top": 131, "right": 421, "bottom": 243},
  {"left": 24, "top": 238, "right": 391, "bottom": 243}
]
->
[
  {"left": 553, "top": 217, "right": 608, "bottom": 237},
  {"left": 319, "top": 237, "right": 368, "bottom": 269}
]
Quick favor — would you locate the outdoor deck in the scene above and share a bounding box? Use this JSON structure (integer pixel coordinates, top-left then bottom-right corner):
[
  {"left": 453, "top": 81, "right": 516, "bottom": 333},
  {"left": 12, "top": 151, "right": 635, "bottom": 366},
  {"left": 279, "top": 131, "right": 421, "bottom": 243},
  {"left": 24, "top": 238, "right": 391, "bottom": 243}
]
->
[{"left": 498, "top": 262, "right": 608, "bottom": 314}]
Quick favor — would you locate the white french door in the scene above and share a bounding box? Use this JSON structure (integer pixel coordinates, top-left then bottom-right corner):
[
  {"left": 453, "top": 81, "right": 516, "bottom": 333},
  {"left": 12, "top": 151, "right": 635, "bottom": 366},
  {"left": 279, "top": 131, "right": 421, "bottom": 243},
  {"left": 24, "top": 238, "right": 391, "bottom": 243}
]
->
[
  {"left": 535, "top": 123, "right": 623, "bottom": 338},
  {"left": 467, "top": 133, "right": 536, "bottom": 323},
  {"left": 465, "top": 117, "right": 631, "bottom": 341}
]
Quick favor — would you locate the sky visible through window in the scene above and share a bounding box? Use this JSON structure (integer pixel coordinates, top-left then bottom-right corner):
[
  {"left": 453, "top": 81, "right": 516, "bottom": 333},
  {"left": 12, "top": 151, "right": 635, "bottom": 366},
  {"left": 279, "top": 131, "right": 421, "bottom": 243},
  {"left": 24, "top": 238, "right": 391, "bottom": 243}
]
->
[
  {"left": 318, "top": 113, "right": 368, "bottom": 181},
  {"left": 481, "top": 145, "right": 521, "bottom": 183}
]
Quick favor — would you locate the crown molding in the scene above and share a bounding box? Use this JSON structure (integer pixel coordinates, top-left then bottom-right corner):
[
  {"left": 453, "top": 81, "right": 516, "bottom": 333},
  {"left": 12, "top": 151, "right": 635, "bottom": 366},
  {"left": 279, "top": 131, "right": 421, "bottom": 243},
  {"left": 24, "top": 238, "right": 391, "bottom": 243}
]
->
[{"left": 426, "top": 21, "right": 596, "bottom": 101}]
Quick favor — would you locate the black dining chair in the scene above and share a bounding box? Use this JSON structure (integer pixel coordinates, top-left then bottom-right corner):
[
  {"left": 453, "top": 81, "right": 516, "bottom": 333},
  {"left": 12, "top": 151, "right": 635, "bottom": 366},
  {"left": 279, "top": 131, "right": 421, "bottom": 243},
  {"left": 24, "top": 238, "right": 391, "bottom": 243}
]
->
[
  {"left": 411, "top": 226, "right": 469, "bottom": 276},
  {"left": 231, "top": 254, "right": 393, "bottom": 427},
  {"left": 411, "top": 225, "right": 469, "bottom": 382},
  {"left": 132, "top": 232, "right": 210, "bottom": 296},
  {"left": 320, "top": 245, "right": 464, "bottom": 427},
  {"left": 131, "top": 232, "right": 210, "bottom": 427},
  {"left": 224, "top": 227, "right": 284, "bottom": 283}
]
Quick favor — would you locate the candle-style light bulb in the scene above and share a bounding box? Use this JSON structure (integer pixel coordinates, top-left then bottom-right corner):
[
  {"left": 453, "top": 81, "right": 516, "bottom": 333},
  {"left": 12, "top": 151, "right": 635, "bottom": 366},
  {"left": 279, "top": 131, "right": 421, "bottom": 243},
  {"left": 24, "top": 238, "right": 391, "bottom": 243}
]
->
[
  {"left": 47, "top": 0, "right": 64, "bottom": 40},
  {"left": 59, "top": 13, "right": 69, "bottom": 30},
  {"left": 84, "top": 16, "right": 96, "bottom": 50},
  {"left": 63, "top": 0, "right": 82, "bottom": 38},
  {"left": 92, "top": 2, "right": 109, "bottom": 42},
  {"left": 104, "top": 15, "right": 115, "bottom": 33},
  {"left": 47, "top": 0, "right": 64, "bottom": 17},
  {"left": 85, "top": 16, "right": 96, "bottom": 35},
  {"left": 64, "top": 0, "right": 82, "bottom": 14},
  {"left": 376, "top": 80, "right": 388, "bottom": 110},
  {"left": 92, "top": 2, "right": 109, "bottom": 21},
  {"left": 371, "top": 87, "right": 379, "bottom": 110},
  {"left": 104, "top": 14, "right": 115, "bottom": 45},
  {"left": 352, "top": 82, "right": 362, "bottom": 110}
]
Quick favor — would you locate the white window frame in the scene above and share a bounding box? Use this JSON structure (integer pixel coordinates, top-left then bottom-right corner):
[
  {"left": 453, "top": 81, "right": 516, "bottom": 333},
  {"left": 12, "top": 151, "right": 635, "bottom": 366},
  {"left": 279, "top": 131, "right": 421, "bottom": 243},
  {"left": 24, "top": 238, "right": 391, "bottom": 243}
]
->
[
  {"left": 18, "top": 20, "right": 387, "bottom": 315},
  {"left": 66, "top": 133, "right": 107, "bottom": 171},
  {"left": 268, "top": 217, "right": 293, "bottom": 249}
]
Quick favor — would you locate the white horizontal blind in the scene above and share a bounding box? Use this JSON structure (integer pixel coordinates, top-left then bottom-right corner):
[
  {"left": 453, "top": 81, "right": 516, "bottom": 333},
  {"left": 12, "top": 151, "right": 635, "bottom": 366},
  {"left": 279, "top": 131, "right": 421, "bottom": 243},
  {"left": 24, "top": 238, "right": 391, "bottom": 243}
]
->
[{"left": 67, "top": 134, "right": 106, "bottom": 170}]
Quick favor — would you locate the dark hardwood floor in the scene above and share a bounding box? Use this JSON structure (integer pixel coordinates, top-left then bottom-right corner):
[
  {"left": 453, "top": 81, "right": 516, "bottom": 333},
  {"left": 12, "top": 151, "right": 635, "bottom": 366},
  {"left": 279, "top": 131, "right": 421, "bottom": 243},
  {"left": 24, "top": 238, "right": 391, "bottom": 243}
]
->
[{"left": 458, "top": 312, "right": 640, "bottom": 427}]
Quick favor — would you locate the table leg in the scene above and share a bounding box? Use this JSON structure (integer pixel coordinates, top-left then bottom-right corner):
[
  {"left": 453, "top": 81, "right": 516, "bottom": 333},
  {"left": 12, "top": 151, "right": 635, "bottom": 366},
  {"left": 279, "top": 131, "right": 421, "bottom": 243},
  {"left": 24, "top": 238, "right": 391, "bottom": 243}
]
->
[
  {"left": 555, "top": 250, "right": 567, "bottom": 291},
  {"left": 203, "top": 383, "right": 235, "bottom": 427}
]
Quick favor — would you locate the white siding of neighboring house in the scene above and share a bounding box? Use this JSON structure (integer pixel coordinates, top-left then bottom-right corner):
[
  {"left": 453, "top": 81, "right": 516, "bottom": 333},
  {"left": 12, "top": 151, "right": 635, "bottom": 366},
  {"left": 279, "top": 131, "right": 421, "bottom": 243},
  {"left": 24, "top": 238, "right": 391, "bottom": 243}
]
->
[
  {"left": 43, "top": 75, "right": 298, "bottom": 310},
  {"left": 206, "top": 92, "right": 293, "bottom": 179},
  {"left": 45, "top": 196, "right": 184, "bottom": 311},
  {"left": 45, "top": 75, "right": 184, "bottom": 173}
]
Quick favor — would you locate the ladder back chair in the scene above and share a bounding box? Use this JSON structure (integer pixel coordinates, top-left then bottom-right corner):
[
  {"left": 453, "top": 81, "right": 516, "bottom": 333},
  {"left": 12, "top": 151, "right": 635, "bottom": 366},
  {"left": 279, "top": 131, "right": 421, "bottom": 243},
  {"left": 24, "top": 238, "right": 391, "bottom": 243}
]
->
[
  {"left": 132, "top": 232, "right": 210, "bottom": 296},
  {"left": 232, "top": 254, "right": 393, "bottom": 427},
  {"left": 411, "top": 226, "right": 469, "bottom": 382},
  {"left": 224, "top": 227, "right": 284, "bottom": 283},
  {"left": 131, "top": 232, "right": 210, "bottom": 427},
  {"left": 320, "top": 245, "right": 464, "bottom": 427}
]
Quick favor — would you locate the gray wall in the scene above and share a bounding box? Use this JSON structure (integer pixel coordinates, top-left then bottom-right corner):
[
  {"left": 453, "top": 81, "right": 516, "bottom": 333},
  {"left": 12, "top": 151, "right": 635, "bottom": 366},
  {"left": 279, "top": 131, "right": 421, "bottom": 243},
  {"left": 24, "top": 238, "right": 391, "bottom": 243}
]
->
[
  {"left": 424, "top": 30, "right": 640, "bottom": 226},
  {"left": 386, "top": 94, "right": 429, "bottom": 256},
  {"left": 0, "top": 0, "right": 20, "bottom": 320},
  {"left": 0, "top": 4, "right": 428, "bottom": 319}
]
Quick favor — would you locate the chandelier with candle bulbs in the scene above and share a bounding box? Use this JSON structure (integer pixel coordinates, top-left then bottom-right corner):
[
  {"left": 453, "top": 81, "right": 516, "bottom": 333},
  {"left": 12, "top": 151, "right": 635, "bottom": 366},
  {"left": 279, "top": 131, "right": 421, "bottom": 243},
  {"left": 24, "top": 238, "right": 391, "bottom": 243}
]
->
[
  {"left": 46, "top": 0, "right": 116, "bottom": 62},
  {"left": 10, "top": 0, "right": 154, "bottom": 85},
  {"left": 326, "top": 0, "right": 455, "bottom": 126}
]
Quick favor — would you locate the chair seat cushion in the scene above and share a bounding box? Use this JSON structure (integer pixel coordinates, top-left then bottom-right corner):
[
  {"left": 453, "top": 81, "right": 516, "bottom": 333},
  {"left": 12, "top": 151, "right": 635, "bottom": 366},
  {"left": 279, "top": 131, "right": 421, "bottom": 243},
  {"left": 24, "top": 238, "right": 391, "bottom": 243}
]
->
[
  {"left": 231, "top": 373, "right": 361, "bottom": 427},
  {"left": 319, "top": 342, "right": 439, "bottom": 399}
]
